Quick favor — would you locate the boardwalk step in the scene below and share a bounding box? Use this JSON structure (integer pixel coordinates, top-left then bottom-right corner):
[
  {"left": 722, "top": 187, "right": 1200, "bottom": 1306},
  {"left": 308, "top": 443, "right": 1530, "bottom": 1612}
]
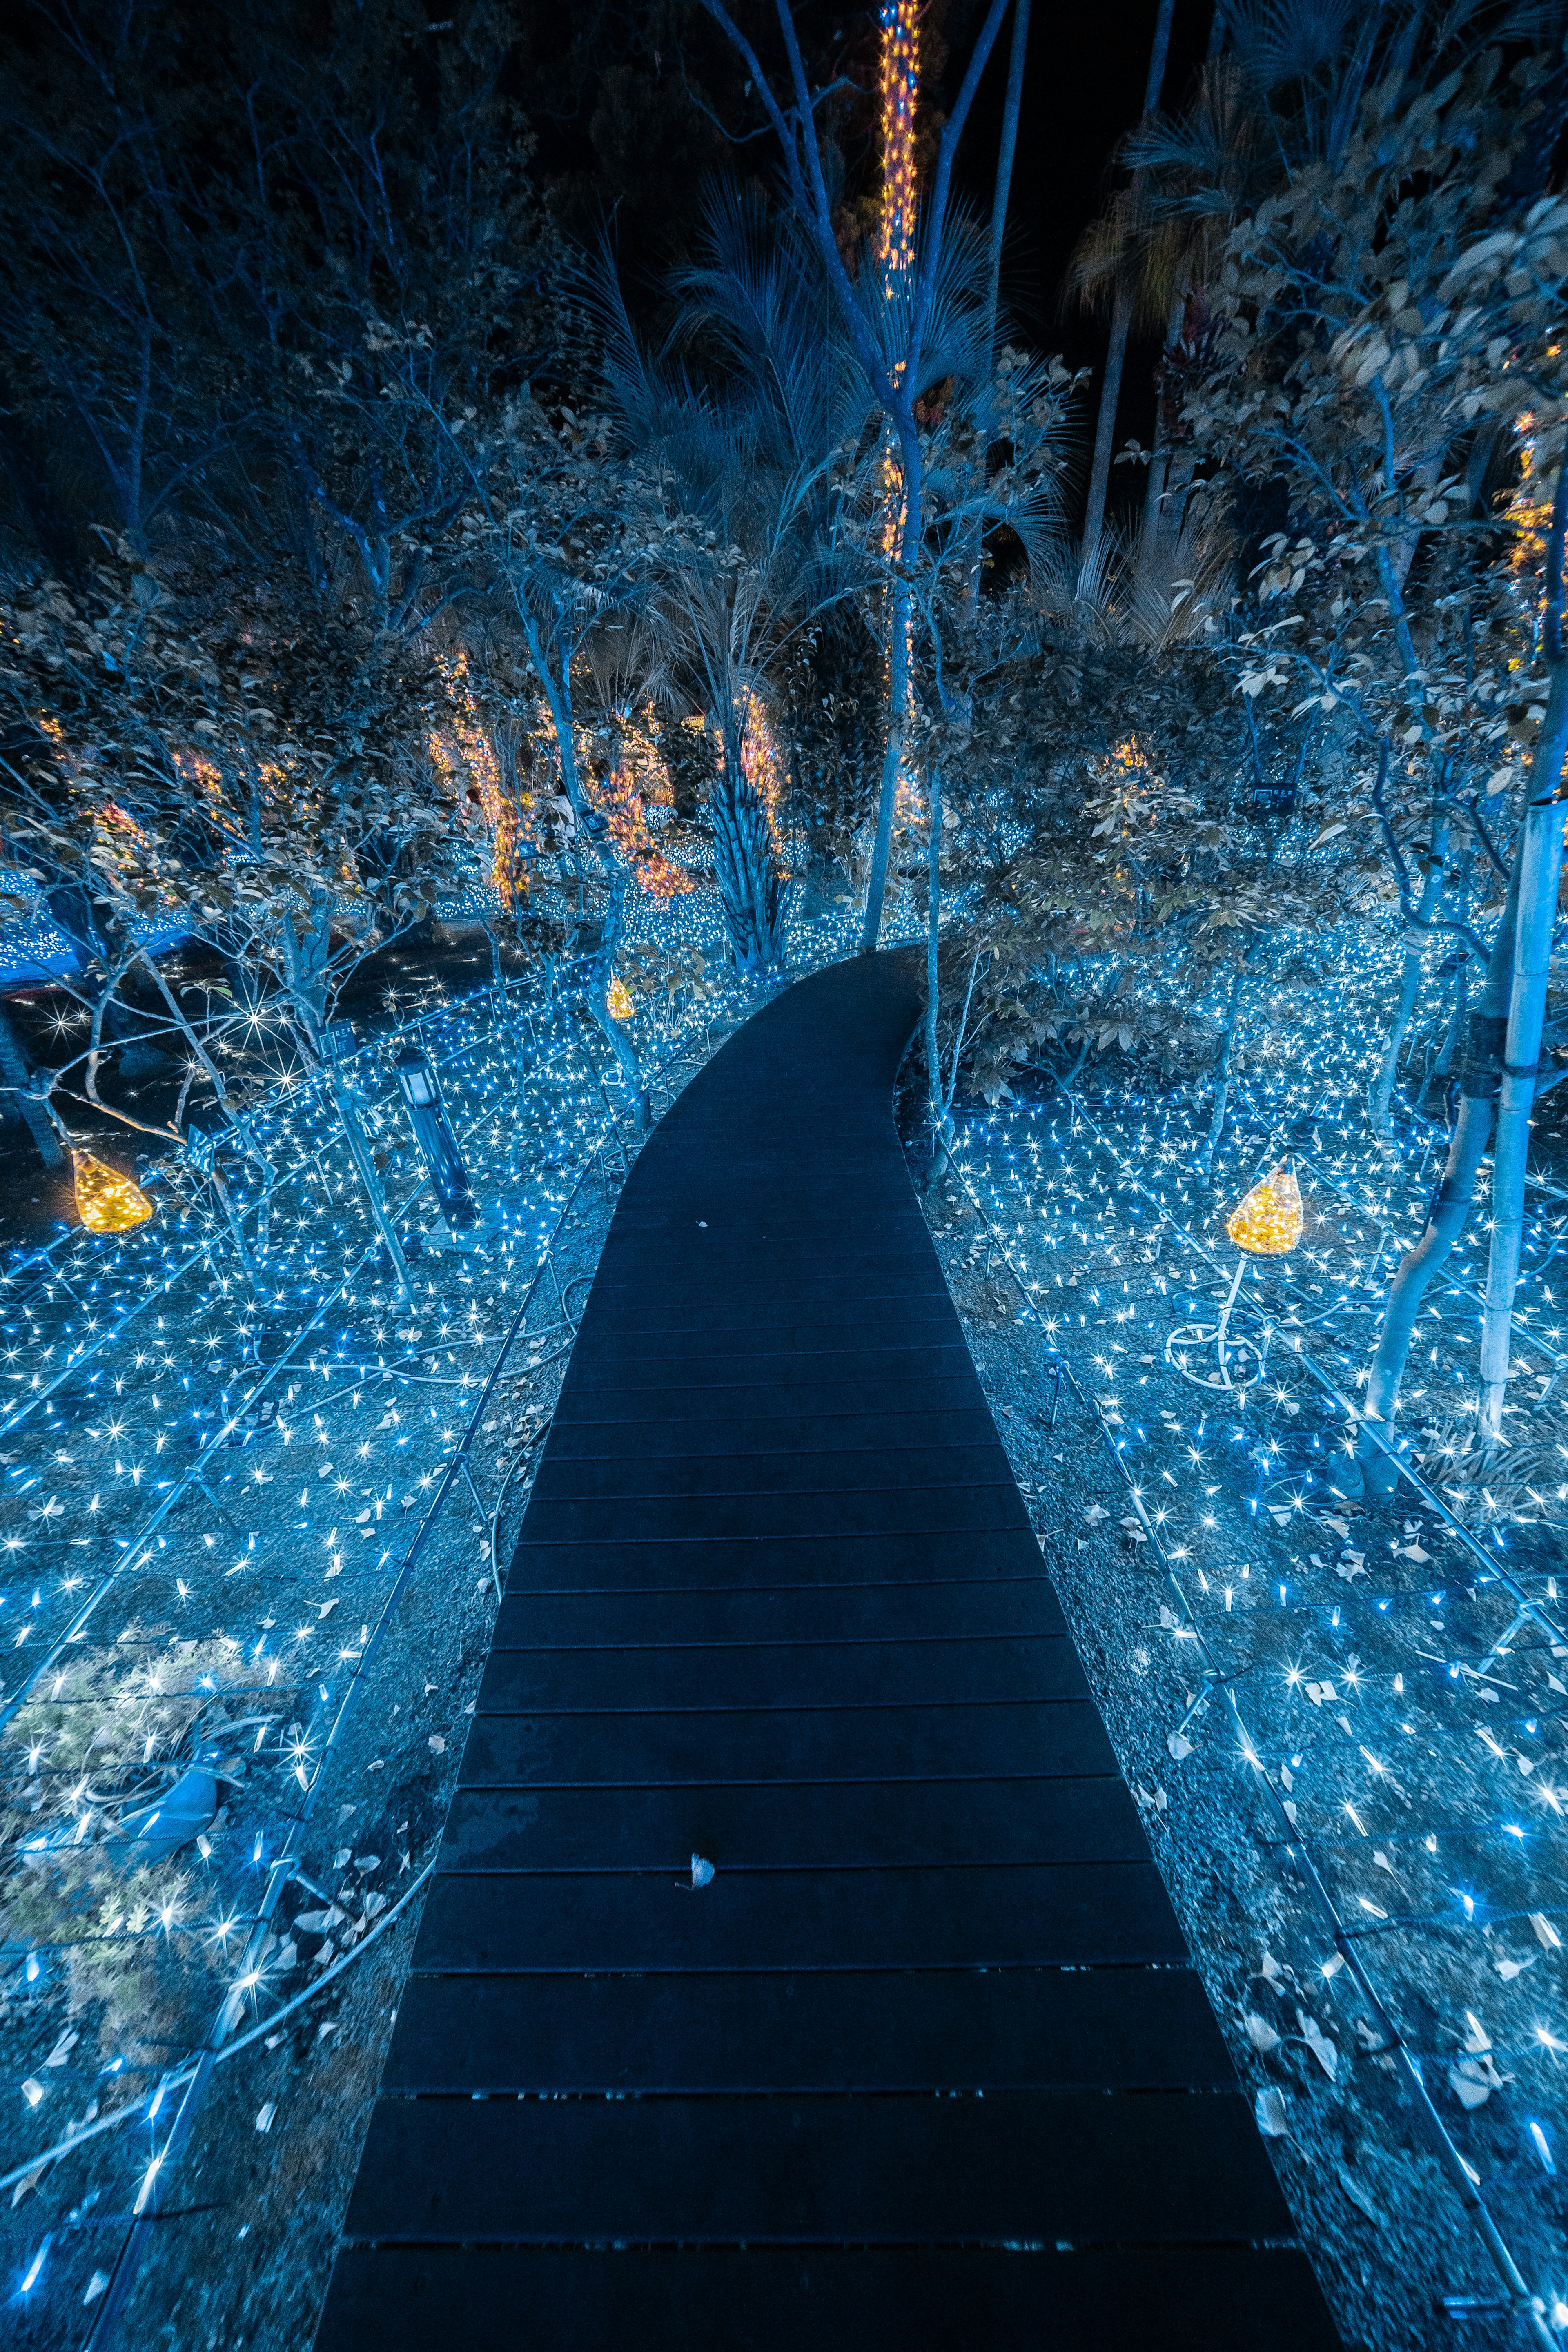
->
[{"left": 319, "top": 2246, "right": 1341, "bottom": 2352}]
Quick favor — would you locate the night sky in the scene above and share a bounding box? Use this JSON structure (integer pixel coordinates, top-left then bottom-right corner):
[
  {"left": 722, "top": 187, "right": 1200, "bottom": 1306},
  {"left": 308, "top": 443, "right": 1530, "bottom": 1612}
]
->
[{"left": 520, "top": 0, "right": 1220, "bottom": 522}]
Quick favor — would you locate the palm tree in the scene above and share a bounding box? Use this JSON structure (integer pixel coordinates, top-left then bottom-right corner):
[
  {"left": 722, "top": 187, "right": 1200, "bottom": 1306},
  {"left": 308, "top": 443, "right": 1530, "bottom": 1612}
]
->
[{"left": 595, "top": 192, "right": 869, "bottom": 980}]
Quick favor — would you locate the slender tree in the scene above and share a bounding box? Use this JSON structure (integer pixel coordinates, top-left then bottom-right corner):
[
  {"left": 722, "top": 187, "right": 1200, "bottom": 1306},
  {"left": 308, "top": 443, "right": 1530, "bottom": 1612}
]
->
[
  {"left": 697, "top": 0, "right": 1014, "bottom": 950},
  {"left": 1077, "top": 0, "right": 1176, "bottom": 566}
]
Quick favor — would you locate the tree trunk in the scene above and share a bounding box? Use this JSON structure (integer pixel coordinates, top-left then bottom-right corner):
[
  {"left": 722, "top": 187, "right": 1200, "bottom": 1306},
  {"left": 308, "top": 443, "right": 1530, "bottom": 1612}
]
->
[
  {"left": 711, "top": 707, "right": 788, "bottom": 982},
  {"left": 861, "top": 467, "right": 919, "bottom": 953},
  {"left": 1080, "top": 0, "right": 1174, "bottom": 562},
  {"left": 924, "top": 775, "right": 945, "bottom": 1179},
  {"left": 1434, "top": 954, "right": 1469, "bottom": 1079},
  {"left": 1194, "top": 966, "right": 1245, "bottom": 1187},
  {"left": 1082, "top": 290, "right": 1133, "bottom": 567},
  {"left": 329, "top": 1065, "right": 416, "bottom": 1303},
  {"left": 0, "top": 1001, "right": 64, "bottom": 1168},
  {"left": 1354, "top": 841, "right": 1526, "bottom": 1493},
  {"left": 1140, "top": 294, "right": 1187, "bottom": 559},
  {"left": 587, "top": 861, "right": 649, "bottom": 1133},
  {"left": 982, "top": 0, "right": 1030, "bottom": 348},
  {"left": 1370, "top": 816, "right": 1448, "bottom": 1158},
  {"left": 961, "top": 0, "right": 1031, "bottom": 614},
  {"left": 1479, "top": 670, "right": 1568, "bottom": 1438}
]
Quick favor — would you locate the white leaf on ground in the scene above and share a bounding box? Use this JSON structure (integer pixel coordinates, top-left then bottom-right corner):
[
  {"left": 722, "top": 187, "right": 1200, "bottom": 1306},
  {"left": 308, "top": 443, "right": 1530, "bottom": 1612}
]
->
[
  {"left": 1496, "top": 1954, "right": 1537, "bottom": 1981},
  {"left": 1255, "top": 2085, "right": 1289, "bottom": 2137},
  {"left": 83, "top": 2273, "right": 109, "bottom": 2306},
  {"left": 1461, "top": 2011, "right": 1491, "bottom": 2054},
  {"left": 1532, "top": 1913, "right": 1563, "bottom": 1949},
  {"left": 1245, "top": 2013, "right": 1281, "bottom": 2054},
  {"left": 1449, "top": 2059, "right": 1497, "bottom": 2109},
  {"left": 44, "top": 2030, "right": 77, "bottom": 2066},
  {"left": 254, "top": 2102, "right": 276, "bottom": 2133},
  {"left": 1167, "top": 1731, "right": 1194, "bottom": 1760},
  {"left": 1296, "top": 2009, "right": 1338, "bottom": 2078},
  {"left": 1338, "top": 2166, "right": 1384, "bottom": 2225},
  {"left": 1083, "top": 1503, "right": 1108, "bottom": 1524},
  {"left": 691, "top": 1854, "right": 715, "bottom": 1888},
  {"left": 428, "top": 1735, "right": 445, "bottom": 1754}
]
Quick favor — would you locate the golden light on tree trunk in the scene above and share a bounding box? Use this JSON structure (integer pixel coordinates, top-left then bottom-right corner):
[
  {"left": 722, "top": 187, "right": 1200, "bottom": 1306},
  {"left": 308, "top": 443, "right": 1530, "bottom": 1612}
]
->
[
  {"left": 878, "top": 0, "right": 919, "bottom": 280},
  {"left": 72, "top": 1149, "right": 154, "bottom": 1234},
  {"left": 1225, "top": 1160, "right": 1303, "bottom": 1256}
]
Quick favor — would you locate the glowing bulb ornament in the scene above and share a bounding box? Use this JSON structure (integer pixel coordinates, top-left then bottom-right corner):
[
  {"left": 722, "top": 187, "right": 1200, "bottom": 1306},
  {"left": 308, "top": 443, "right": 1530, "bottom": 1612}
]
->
[
  {"left": 71, "top": 1150, "right": 154, "bottom": 1234},
  {"left": 1226, "top": 1161, "right": 1304, "bottom": 1256},
  {"left": 607, "top": 975, "right": 634, "bottom": 1022},
  {"left": 1166, "top": 1163, "right": 1301, "bottom": 1394}
]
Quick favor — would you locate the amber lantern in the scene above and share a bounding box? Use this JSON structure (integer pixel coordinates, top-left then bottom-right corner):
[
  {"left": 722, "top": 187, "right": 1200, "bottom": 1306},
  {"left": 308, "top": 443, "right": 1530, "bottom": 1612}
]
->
[
  {"left": 72, "top": 1150, "right": 154, "bottom": 1234},
  {"left": 1225, "top": 1160, "right": 1303, "bottom": 1257},
  {"left": 607, "top": 974, "right": 634, "bottom": 1022}
]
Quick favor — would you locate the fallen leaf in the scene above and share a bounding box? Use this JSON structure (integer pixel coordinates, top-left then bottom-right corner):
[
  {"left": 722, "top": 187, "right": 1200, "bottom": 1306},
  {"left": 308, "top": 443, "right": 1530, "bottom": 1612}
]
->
[
  {"left": 1255, "top": 2085, "right": 1289, "bottom": 2137},
  {"left": 1296, "top": 2009, "right": 1338, "bottom": 2079},
  {"left": 1338, "top": 2165, "right": 1384, "bottom": 2225}
]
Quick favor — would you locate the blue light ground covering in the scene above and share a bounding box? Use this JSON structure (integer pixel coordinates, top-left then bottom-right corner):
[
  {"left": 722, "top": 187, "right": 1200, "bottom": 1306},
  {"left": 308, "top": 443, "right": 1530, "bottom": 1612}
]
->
[{"left": 316, "top": 953, "right": 1341, "bottom": 2350}]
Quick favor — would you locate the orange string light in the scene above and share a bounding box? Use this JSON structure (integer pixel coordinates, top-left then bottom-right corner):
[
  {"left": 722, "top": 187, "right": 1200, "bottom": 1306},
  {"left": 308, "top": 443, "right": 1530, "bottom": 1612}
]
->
[{"left": 878, "top": 0, "right": 919, "bottom": 280}]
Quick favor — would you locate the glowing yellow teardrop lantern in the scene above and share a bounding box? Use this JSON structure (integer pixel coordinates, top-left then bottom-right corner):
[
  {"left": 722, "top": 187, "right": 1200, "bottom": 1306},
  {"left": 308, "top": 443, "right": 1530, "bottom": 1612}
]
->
[
  {"left": 1225, "top": 1161, "right": 1303, "bottom": 1257},
  {"left": 72, "top": 1150, "right": 154, "bottom": 1235},
  {"left": 607, "top": 975, "right": 634, "bottom": 1022}
]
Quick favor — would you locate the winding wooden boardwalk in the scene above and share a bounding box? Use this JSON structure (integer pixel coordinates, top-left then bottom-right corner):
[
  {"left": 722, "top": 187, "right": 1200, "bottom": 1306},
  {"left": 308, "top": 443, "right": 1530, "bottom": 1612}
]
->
[{"left": 318, "top": 953, "right": 1340, "bottom": 2350}]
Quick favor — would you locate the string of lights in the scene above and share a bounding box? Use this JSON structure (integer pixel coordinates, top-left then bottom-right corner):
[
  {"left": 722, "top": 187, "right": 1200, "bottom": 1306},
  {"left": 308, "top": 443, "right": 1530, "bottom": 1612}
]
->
[
  {"left": 0, "top": 854, "right": 903, "bottom": 2331},
  {"left": 935, "top": 927, "right": 1568, "bottom": 2342}
]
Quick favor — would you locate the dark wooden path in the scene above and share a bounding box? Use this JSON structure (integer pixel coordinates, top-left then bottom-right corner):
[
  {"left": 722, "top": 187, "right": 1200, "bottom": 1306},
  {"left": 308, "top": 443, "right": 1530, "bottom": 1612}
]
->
[{"left": 318, "top": 954, "right": 1340, "bottom": 2350}]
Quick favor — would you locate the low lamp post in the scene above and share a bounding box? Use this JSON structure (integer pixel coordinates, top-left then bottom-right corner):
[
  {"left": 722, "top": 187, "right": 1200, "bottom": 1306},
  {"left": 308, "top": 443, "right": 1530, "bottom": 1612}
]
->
[
  {"left": 1166, "top": 1159, "right": 1304, "bottom": 1394},
  {"left": 394, "top": 1042, "right": 480, "bottom": 1234}
]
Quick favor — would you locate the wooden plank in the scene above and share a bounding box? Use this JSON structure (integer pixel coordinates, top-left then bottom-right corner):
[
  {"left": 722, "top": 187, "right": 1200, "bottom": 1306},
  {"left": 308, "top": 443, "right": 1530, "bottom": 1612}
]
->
[
  {"left": 409, "top": 1861, "right": 1187, "bottom": 1971},
  {"left": 458, "top": 1700, "right": 1120, "bottom": 1786},
  {"left": 490, "top": 1576, "right": 1067, "bottom": 1646},
  {"left": 319, "top": 2247, "right": 1342, "bottom": 2352},
  {"left": 381, "top": 1964, "right": 1240, "bottom": 2093},
  {"left": 340, "top": 2090, "right": 1294, "bottom": 2245},
  {"left": 472, "top": 1632, "right": 1089, "bottom": 1711},
  {"left": 434, "top": 1774, "right": 1150, "bottom": 1870}
]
